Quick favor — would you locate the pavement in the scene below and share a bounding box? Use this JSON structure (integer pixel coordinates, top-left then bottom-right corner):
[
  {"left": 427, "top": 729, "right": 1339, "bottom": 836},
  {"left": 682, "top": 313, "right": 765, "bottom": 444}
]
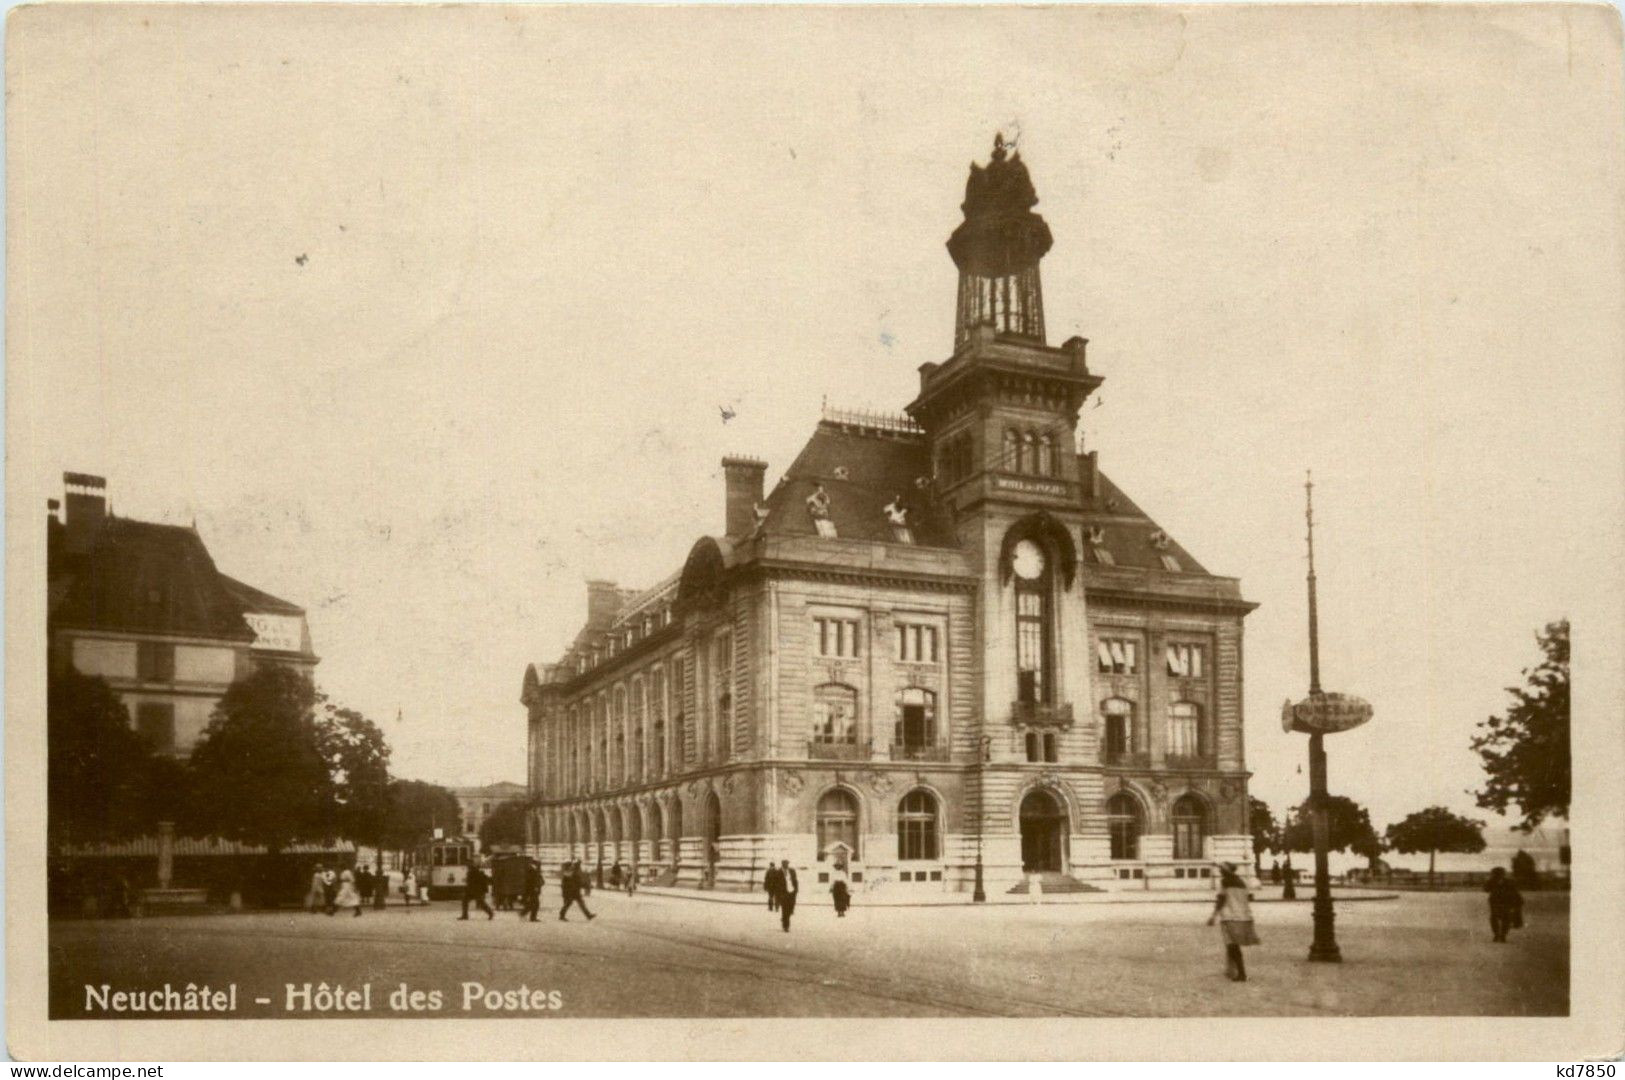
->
[
  {"left": 636, "top": 883, "right": 1396, "bottom": 906},
  {"left": 49, "top": 888, "right": 1567, "bottom": 1020}
]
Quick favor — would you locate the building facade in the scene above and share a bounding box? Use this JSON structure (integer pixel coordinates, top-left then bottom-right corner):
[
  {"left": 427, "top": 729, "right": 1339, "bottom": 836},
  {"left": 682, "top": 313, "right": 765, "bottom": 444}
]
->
[
  {"left": 453, "top": 781, "right": 528, "bottom": 845},
  {"left": 520, "top": 140, "right": 1257, "bottom": 896},
  {"left": 48, "top": 472, "right": 319, "bottom": 756}
]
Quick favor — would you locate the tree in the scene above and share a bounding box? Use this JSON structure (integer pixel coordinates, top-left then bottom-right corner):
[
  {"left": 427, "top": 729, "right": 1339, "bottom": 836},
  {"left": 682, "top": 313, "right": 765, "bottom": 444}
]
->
[
  {"left": 478, "top": 799, "right": 530, "bottom": 849},
  {"left": 47, "top": 670, "right": 164, "bottom": 846},
  {"left": 380, "top": 779, "right": 463, "bottom": 852},
  {"left": 1471, "top": 619, "right": 1569, "bottom": 830},
  {"left": 318, "top": 700, "right": 392, "bottom": 848},
  {"left": 1385, "top": 806, "right": 1486, "bottom": 888},
  {"left": 1281, "top": 795, "right": 1385, "bottom": 868},
  {"left": 1248, "top": 797, "right": 1280, "bottom": 876},
  {"left": 188, "top": 664, "right": 333, "bottom": 852}
]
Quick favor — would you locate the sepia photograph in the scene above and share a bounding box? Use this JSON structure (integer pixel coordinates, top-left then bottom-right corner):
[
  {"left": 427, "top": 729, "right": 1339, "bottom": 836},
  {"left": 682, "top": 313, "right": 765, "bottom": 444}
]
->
[{"left": 5, "top": 2, "right": 1623, "bottom": 1062}]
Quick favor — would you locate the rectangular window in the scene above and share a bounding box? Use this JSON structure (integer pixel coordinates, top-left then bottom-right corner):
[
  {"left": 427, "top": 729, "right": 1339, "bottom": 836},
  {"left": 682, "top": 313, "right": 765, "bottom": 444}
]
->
[
  {"left": 895, "top": 623, "right": 939, "bottom": 663},
  {"left": 1043, "top": 732, "right": 1058, "bottom": 763},
  {"left": 1097, "top": 637, "right": 1138, "bottom": 675},
  {"left": 1166, "top": 644, "right": 1206, "bottom": 678},
  {"left": 135, "top": 702, "right": 176, "bottom": 751},
  {"left": 137, "top": 641, "right": 176, "bottom": 682},
  {"left": 1024, "top": 731, "right": 1040, "bottom": 763},
  {"left": 814, "top": 518, "right": 839, "bottom": 539},
  {"left": 814, "top": 617, "right": 861, "bottom": 659}
]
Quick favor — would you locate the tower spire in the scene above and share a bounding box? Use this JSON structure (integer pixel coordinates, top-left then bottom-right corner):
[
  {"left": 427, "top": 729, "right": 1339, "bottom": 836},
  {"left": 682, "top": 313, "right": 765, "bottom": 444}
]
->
[{"left": 947, "top": 135, "right": 1053, "bottom": 351}]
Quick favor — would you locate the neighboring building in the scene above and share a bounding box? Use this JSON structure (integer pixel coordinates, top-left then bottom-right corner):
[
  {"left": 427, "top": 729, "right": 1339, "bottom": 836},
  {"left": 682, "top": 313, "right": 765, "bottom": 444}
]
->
[
  {"left": 47, "top": 472, "right": 318, "bottom": 756},
  {"left": 453, "top": 781, "right": 528, "bottom": 842},
  {"left": 520, "top": 137, "right": 1257, "bottom": 896}
]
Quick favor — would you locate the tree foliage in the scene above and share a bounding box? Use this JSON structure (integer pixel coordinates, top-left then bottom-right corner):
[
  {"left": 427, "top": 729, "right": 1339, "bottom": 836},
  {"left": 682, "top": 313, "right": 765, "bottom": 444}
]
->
[
  {"left": 1471, "top": 619, "right": 1569, "bottom": 830},
  {"left": 189, "top": 664, "right": 333, "bottom": 850},
  {"left": 380, "top": 779, "right": 463, "bottom": 851},
  {"left": 1385, "top": 805, "right": 1486, "bottom": 884},
  {"left": 1248, "top": 797, "right": 1280, "bottom": 867},
  {"left": 1281, "top": 794, "right": 1384, "bottom": 863},
  {"left": 478, "top": 798, "right": 531, "bottom": 849},
  {"left": 318, "top": 700, "right": 392, "bottom": 847},
  {"left": 48, "top": 670, "right": 168, "bottom": 845}
]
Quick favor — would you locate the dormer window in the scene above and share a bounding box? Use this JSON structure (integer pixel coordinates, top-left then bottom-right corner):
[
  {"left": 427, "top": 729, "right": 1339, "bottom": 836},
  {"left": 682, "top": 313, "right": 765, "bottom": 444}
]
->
[
  {"left": 807, "top": 484, "right": 837, "bottom": 538},
  {"left": 883, "top": 495, "right": 913, "bottom": 544}
]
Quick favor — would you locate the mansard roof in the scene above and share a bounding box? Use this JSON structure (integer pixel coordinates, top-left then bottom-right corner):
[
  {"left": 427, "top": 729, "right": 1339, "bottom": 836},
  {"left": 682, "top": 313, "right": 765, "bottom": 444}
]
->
[
  {"left": 756, "top": 421, "right": 959, "bottom": 547},
  {"left": 49, "top": 516, "right": 259, "bottom": 642}
]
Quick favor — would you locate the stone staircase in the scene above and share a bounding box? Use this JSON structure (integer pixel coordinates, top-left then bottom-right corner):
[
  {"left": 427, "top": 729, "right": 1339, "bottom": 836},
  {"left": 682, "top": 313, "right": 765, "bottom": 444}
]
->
[{"left": 1006, "top": 872, "right": 1104, "bottom": 896}]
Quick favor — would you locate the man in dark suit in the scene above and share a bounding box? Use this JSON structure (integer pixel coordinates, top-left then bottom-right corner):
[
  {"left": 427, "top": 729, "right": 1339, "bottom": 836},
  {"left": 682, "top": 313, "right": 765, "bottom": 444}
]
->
[
  {"left": 460, "top": 860, "right": 494, "bottom": 921},
  {"left": 521, "top": 859, "right": 544, "bottom": 922},
  {"left": 777, "top": 860, "right": 798, "bottom": 932},
  {"left": 559, "top": 860, "right": 595, "bottom": 921},
  {"left": 763, "top": 863, "right": 783, "bottom": 911}
]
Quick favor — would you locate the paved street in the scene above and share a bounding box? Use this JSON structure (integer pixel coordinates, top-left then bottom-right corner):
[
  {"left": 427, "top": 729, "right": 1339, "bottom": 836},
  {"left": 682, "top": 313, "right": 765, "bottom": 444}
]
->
[{"left": 50, "top": 889, "right": 1567, "bottom": 1019}]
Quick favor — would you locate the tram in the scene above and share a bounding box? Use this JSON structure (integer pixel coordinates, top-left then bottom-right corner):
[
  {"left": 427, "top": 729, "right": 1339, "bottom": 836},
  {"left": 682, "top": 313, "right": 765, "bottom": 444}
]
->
[{"left": 410, "top": 836, "right": 475, "bottom": 899}]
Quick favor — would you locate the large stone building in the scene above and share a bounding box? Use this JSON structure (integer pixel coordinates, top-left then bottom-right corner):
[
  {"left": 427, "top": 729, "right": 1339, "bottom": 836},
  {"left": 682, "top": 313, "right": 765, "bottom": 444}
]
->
[
  {"left": 48, "top": 472, "right": 319, "bottom": 756},
  {"left": 520, "top": 139, "right": 1256, "bottom": 896}
]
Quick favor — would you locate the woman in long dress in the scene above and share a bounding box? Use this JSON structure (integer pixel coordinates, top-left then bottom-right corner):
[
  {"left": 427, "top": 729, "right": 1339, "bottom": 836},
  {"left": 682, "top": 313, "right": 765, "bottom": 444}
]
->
[
  {"left": 401, "top": 868, "right": 417, "bottom": 907},
  {"left": 1207, "top": 862, "right": 1259, "bottom": 981},
  {"left": 306, "top": 865, "right": 326, "bottom": 913},
  {"left": 335, "top": 868, "right": 363, "bottom": 918}
]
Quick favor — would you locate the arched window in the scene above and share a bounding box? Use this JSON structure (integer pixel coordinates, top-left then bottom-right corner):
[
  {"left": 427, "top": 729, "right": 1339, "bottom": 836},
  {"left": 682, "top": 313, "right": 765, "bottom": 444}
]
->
[
  {"left": 1004, "top": 429, "right": 1020, "bottom": 473},
  {"left": 1013, "top": 540, "right": 1053, "bottom": 705},
  {"left": 631, "top": 680, "right": 646, "bottom": 778},
  {"left": 897, "top": 789, "right": 940, "bottom": 861},
  {"left": 1168, "top": 701, "right": 1202, "bottom": 758},
  {"left": 650, "top": 802, "right": 665, "bottom": 862},
  {"left": 1172, "top": 795, "right": 1207, "bottom": 860},
  {"left": 816, "top": 788, "right": 859, "bottom": 862},
  {"left": 893, "top": 687, "right": 937, "bottom": 755},
  {"left": 651, "top": 718, "right": 665, "bottom": 775},
  {"left": 1021, "top": 431, "right": 1037, "bottom": 473},
  {"left": 1102, "top": 697, "right": 1134, "bottom": 758},
  {"left": 712, "top": 633, "right": 733, "bottom": 761},
  {"left": 1037, "top": 433, "right": 1055, "bottom": 476},
  {"left": 812, "top": 684, "right": 858, "bottom": 745},
  {"left": 1107, "top": 792, "right": 1142, "bottom": 860}
]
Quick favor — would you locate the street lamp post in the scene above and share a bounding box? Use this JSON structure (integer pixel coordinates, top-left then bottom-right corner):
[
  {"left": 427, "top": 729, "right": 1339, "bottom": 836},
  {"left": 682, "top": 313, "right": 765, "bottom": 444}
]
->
[
  {"left": 1282, "top": 471, "right": 1372, "bottom": 964},
  {"left": 973, "top": 735, "right": 991, "bottom": 903}
]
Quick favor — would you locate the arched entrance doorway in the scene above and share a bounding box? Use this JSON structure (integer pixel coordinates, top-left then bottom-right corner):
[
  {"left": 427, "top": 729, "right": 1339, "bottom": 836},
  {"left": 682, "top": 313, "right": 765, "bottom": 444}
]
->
[{"left": 1019, "top": 789, "right": 1068, "bottom": 873}]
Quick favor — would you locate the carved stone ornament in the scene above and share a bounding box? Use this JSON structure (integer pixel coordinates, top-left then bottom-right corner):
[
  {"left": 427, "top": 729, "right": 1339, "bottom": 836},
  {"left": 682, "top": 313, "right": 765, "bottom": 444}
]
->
[
  {"left": 781, "top": 772, "right": 805, "bottom": 796},
  {"left": 686, "top": 780, "right": 707, "bottom": 800},
  {"left": 721, "top": 772, "right": 739, "bottom": 794},
  {"left": 1149, "top": 780, "right": 1168, "bottom": 802},
  {"left": 1218, "top": 780, "right": 1240, "bottom": 802},
  {"left": 864, "top": 769, "right": 895, "bottom": 795}
]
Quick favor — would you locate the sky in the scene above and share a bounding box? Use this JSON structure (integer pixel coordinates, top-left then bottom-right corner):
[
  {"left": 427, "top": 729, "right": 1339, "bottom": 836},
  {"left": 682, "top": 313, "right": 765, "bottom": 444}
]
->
[{"left": 10, "top": 5, "right": 1621, "bottom": 830}]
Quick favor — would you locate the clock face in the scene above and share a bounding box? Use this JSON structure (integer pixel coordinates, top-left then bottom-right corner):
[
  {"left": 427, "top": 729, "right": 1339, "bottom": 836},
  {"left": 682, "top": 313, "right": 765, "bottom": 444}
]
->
[{"left": 1012, "top": 539, "right": 1046, "bottom": 580}]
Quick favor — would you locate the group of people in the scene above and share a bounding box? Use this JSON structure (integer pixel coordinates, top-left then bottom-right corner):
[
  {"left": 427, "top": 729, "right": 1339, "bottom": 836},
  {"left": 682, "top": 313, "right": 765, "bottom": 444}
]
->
[
  {"left": 1205, "top": 860, "right": 1532, "bottom": 983},
  {"left": 305, "top": 863, "right": 392, "bottom": 916}
]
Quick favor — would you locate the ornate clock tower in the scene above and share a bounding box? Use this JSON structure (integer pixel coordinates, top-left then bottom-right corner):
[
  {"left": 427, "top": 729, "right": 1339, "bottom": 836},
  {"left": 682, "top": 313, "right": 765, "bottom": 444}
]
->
[{"left": 909, "top": 135, "right": 1104, "bottom": 869}]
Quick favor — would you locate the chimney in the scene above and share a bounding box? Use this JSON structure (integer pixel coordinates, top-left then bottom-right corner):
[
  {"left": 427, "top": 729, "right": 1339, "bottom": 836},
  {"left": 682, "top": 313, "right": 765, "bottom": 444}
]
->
[
  {"left": 721, "top": 456, "right": 767, "bottom": 537},
  {"left": 63, "top": 472, "right": 107, "bottom": 554},
  {"left": 1084, "top": 451, "right": 1101, "bottom": 501},
  {"left": 585, "top": 579, "right": 624, "bottom": 626}
]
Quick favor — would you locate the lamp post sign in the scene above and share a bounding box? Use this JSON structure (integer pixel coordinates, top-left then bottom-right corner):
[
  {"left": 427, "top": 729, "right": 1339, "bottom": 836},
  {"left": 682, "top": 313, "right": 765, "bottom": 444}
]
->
[
  {"left": 1282, "top": 693, "right": 1373, "bottom": 735},
  {"left": 1287, "top": 472, "right": 1373, "bottom": 964}
]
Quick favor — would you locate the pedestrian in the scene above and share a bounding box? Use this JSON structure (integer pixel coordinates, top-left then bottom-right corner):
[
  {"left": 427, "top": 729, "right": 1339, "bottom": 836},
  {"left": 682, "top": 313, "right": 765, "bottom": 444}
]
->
[
  {"left": 336, "top": 867, "right": 363, "bottom": 918},
  {"left": 1484, "top": 866, "right": 1524, "bottom": 943},
  {"left": 401, "top": 868, "right": 417, "bottom": 907},
  {"left": 625, "top": 866, "right": 638, "bottom": 896},
  {"left": 356, "top": 864, "right": 374, "bottom": 907},
  {"left": 521, "top": 859, "right": 544, "bottom": 922},
  {"left": 306, "top": 865, "right": 326, "bottom": 913},
  {"left": 610, "top": 861, "right": 623, "bottom": 889},
  {"left": 559, "top": 860, "right": 595, "bottom": 921},
  {"left": 831, "top": 871, "right": 850, "bottom": 918},
  {"left": 1270, "top": 859, "right": 1281, "bottom": 885},
  {"left": 321, "top": 865, "right": 338, "bottom": 915},
  {"left": 1281, "top": 855, "right": 1297, "bottom": 900},
  {"left": 763, "top": 862, "right": 782, "bottom": 911},
  {"left": 1207, "top": 862, "right": 1259, "bottom": 982},
  {"left": 372, "top": 865, "right": 389, "bottom": 909},
  {"left": 777, "top": 859, "right": 798, "bottom": 932},
  {"left": 461, "top": 859, "right": 494, "bottom": 920}
]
